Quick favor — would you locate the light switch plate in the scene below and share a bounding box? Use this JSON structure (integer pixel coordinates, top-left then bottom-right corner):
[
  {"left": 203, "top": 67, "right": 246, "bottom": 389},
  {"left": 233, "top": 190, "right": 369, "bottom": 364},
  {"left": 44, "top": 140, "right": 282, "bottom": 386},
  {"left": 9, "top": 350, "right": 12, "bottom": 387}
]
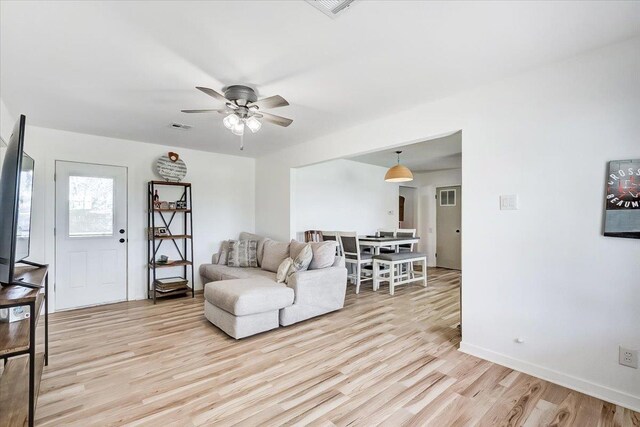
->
[{"left": 500, "top": 195, "right": 518, "bottom": 210}]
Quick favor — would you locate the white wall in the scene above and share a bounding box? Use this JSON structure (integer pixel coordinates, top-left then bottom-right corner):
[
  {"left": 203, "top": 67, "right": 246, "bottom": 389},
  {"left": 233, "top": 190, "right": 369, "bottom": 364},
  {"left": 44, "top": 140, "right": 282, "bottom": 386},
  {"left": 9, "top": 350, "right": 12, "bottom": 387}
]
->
[
  {"left": 0, "top": 98, "right": 15, "bottom": 141},
  {"left": 413, "top": 169, "right": 462, "bottom": 265},
  {"left": 255, "top": 37, "right": 640, "bottom": 410},
  {"left": 22, "top": 126, "right": 255, "bottom": 311},
  {"left": 293, "top": 159, "right": 398, "bottom": 238}
]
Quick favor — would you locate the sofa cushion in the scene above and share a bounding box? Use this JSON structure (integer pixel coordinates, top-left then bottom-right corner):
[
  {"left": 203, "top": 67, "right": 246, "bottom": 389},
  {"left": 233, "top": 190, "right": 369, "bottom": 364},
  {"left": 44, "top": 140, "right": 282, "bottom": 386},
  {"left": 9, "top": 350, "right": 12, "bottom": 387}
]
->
[
  {"left": 261, "top": 240, "right": 290, "bottom": 273},
  {"left": 227, "top": 240, "right": 258, "bottom": 268},
  {"left": 204, "top": 278, "right": 294, "bottom": 316},
  {"left": 216, "top": 240, "right": 230, "bottom": 265},
  {"left": 309, "top": 241, "right": 338, "bottom": 270},
  {"left": 276, "top": 258, "right": 293, "bottom": 283},
  {"left": 290, "top": 240, "right": 337, "bottom": 270},
  {"left": 239, "top": 232, "right": 269, "bottom": 266},
  {"left": 200, "top": 264, "right": 276, "bottom": 282}
]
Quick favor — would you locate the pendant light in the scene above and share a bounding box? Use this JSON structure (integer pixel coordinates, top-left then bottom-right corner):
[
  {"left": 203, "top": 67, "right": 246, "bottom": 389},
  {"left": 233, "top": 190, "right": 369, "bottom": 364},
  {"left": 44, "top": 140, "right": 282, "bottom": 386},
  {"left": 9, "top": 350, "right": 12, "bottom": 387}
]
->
[{"left": 384, "top": 150, "right": 413, "bottom": 182}]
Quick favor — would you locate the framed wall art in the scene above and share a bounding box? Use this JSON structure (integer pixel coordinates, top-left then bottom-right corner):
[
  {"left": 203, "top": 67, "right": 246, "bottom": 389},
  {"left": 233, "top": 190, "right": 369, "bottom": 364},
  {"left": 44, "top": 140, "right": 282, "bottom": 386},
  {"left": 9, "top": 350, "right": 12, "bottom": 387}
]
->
[{"left": 604, "top": 159, "right": 640, "bottom": 239}]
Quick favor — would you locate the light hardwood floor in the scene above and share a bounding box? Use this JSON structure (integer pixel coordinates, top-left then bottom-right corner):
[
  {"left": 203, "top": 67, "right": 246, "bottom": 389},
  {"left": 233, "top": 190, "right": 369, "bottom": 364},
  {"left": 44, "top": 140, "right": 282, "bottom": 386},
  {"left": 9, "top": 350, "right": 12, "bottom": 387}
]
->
[{"left": 35, "top": 268, "right": 638, "bottom": 426}]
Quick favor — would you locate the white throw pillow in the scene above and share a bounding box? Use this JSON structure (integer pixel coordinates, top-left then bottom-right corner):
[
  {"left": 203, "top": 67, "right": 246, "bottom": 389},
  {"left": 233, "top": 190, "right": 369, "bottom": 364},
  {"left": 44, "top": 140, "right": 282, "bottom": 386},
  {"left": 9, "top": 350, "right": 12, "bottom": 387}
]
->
[
  {"left": 276, "top": 258, "right": 293, "bottom": 283},
  {"left": 284, "top": 244, "right": 313, "bottom": 283}
]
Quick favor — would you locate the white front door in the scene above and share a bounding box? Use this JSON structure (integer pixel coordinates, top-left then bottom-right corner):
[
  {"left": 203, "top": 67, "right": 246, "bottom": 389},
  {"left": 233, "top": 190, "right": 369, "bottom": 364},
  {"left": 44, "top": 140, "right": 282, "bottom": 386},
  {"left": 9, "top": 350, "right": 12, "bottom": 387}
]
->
[{"left": 55, "top": 161, "right": 127, "bottom": 310}]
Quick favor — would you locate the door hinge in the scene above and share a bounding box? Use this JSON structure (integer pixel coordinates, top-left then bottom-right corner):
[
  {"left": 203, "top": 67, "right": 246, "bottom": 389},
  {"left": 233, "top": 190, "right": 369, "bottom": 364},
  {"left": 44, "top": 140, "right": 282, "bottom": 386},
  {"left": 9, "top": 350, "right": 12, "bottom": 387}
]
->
[
  {"left": 435, "top": 194, "right": 438, "bottom": 199},
  {"left": 53, "top": 228, "right": 56, "bottom": 236},
  {"left": 435, "top": 252, "right": 437, "bottom": 257}
]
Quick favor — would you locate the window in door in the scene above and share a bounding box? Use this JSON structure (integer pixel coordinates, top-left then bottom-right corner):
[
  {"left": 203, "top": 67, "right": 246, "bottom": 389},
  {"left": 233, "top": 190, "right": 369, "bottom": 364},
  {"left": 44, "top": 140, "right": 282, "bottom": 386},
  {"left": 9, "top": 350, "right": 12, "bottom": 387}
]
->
[
  {"left": 68, "top": 176, "right": 115, "bottom": 237},
  {"left": 439, "top": 189, "right": 457, "bottom": 207}
]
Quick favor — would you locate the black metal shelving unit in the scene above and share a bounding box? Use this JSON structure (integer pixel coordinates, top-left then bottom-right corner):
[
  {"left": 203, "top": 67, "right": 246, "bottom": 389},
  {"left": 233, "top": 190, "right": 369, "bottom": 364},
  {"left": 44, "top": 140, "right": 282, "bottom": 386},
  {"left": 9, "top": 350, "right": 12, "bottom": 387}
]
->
[{"left": 147, "top": 181, "right": 195, "bottom": 303}]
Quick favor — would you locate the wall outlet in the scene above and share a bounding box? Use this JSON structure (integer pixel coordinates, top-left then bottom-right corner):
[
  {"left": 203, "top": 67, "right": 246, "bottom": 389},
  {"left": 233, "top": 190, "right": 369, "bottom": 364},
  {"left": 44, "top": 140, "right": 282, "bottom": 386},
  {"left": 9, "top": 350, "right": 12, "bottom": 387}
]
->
[
  {"left": 500, "top": 194, "right": 518, "bottom": 210},
  {"left": 619, "top": 346, "right": 638, "bottom": 368}
]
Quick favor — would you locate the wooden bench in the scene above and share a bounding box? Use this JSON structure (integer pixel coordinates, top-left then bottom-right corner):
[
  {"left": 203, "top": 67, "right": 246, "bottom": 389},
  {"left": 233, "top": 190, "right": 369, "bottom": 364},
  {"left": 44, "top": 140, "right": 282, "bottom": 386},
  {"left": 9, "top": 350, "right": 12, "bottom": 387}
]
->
[{"left": 372, "top": 252, "right": 427, "bottom": 295}]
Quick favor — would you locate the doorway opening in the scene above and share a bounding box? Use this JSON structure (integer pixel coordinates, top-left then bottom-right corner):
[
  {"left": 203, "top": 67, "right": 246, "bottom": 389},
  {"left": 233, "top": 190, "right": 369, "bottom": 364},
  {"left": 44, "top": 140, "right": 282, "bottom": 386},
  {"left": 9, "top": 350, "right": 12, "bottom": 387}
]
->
[{"left": 55, "top": 161, "right": 128, "bottom": 310}]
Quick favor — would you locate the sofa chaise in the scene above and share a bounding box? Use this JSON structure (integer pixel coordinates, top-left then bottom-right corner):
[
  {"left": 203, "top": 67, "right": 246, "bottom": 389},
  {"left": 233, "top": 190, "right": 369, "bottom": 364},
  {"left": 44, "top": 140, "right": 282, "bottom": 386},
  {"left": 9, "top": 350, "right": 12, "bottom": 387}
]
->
[{"left": 200, "top": 232, "right": 347, "bottom": 338}]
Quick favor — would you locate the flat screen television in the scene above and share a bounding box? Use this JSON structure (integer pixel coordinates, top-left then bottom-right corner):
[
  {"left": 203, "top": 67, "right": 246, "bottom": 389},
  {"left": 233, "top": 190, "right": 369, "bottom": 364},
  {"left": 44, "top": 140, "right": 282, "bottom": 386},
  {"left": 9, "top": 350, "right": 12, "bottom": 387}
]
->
[{"left": 0, "top": 115, "right": 40, "bottom": 288}]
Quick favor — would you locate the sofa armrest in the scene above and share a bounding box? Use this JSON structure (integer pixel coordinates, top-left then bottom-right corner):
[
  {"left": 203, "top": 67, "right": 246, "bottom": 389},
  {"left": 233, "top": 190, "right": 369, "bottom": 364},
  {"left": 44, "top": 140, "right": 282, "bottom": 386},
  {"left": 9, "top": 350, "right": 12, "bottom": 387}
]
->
[{"left": 288, "top": 266, "right": 347, "bottom": 309}]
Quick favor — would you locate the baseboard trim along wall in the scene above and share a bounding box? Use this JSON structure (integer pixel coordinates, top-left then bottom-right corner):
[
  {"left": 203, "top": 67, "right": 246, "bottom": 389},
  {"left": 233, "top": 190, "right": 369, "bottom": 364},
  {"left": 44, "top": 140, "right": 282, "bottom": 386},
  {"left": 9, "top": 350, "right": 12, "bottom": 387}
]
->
[{"left": 459, "top": 342, "right": 640, "bottom": 413}]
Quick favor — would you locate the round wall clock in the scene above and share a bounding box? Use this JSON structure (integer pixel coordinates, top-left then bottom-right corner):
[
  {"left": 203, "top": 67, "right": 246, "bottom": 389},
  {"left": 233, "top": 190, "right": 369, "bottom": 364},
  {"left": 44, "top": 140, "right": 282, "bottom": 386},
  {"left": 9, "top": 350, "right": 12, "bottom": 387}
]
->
[{"left": 156, "top": 153, "right": 187, "bottom": 182}]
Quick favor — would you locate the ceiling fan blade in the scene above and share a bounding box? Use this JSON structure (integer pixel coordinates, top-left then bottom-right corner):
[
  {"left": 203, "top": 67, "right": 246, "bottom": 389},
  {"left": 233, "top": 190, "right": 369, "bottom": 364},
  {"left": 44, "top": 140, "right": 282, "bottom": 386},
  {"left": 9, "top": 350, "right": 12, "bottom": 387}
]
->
[
  {"left": 196, "top": 86, "right": 229, "bottom": 103},
  {"left": 249, "top": 95, "right": 289, "bottom": 110},
  {"left": 181, "top": 109, "right": 228, "bottom": 114},
  {"left": 259, "top": 111, "right": 293, "bottom": 127}
]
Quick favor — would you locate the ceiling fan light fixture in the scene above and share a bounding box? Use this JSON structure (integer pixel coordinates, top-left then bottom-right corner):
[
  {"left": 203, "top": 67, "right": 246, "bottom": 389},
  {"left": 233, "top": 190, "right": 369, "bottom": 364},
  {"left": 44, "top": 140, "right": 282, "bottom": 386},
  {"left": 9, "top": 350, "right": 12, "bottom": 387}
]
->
[
  {"left": 231, "top": 121, "right": 245, "bottom": 136},
  {"left": 246, "top": 116, "right": 262, "bottom": 133},
  {"left": 385, "top": 151, "right": 413, "bottom": 182},
  {"left": 223, "top": 113, "right": 240, "bottom": 130}
]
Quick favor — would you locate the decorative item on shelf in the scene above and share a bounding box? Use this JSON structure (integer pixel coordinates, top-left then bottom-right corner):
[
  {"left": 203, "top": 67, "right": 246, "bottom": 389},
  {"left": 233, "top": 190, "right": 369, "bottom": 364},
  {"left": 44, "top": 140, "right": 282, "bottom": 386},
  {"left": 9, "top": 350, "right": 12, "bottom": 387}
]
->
[
  {"left": 154, "top": 277, "right": 189, "bottom": 293},
  {"left": 153, "top": 189, "right": 161, "bottom": 208},
  {"left": 147, "top": 227, "right": 168, "bottom": 238},
  {"left": 168, "top": 202, "right": 177, "bottom": 210},
  {"left": 603, "top": 158, "right": 640, "bottom": 239},
  {"left": 159, "top": 201, "right": 169, "bottom": 209},
  {"left": 156, "top": 255, "right": 169, "bottom": 264},
  {"left": 176, "top": 200, "right": 187, "bottom": 210},
  {"left": 156, "top": 152, "right": 187, "bottom": 182}
]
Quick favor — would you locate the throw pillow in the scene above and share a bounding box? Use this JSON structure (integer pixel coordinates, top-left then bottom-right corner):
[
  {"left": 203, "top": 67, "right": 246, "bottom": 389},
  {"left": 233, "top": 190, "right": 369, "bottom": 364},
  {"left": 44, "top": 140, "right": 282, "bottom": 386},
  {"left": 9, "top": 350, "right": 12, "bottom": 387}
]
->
[
  {"left": 216, "top": 240, "right": 230, "bottom": 265},
  {"left": 285, "top": 244, "right": 313, "bottom": 283},
  {"left": 227, "top": 240, "right": 258, "bottom": 268},
  {"left": 289, "top": 239, "right": 308, "bottom": 260},
  {"left": 261, "top": 240, "right": 291, "bottom": 272},
  {"left": 239, "top": 232, "right": 269, "bottom": 267},
  {"left": 276, "top": 258, "right": 293, "bottom": 283},
  {"left": 309, "top": 241, "right": 337, "bottom": 270}
]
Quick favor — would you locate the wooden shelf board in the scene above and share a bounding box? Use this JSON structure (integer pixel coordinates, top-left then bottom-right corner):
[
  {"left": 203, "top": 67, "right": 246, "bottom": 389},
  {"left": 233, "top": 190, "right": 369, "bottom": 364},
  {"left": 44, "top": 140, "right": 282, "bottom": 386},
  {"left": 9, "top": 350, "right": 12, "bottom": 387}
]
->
[
  {"left": 149, "top": 181, "right": 191, "bottom": 186},
  {"left": 0, "top": 293, "right": 44, "bottom": 357},
  {"left": 150, "top": 209, "right": 191, "bottom": 213},
  {"left": 154, "top": 287, "right": 190, "bottom": 298},
  {"left": 149, "top": 235, "right": 192, "bottom": 241},
  {"left": 0, "top": 265, "right": 47, "bottom": 306},
  {"left": 149, "top": 260, "right": 193, "bottom": 269},
  {"left": 0, "top": 353, "right": 45, "bottom": 426}
]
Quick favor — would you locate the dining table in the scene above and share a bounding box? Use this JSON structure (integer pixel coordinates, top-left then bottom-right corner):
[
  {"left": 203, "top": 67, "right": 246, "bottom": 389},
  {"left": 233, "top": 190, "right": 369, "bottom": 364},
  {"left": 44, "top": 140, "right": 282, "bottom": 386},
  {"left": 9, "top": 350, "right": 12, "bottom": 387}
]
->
[{"left": 358, "top": 235, "right": 420, "bottom": 255}]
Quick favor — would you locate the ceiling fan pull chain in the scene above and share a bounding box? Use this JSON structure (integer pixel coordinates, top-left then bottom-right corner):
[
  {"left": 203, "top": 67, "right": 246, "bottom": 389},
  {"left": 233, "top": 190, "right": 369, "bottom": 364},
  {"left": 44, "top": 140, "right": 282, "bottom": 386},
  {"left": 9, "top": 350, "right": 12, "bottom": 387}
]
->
[{"left": 240, "top": 133, "right": 244, "bottom": 151}]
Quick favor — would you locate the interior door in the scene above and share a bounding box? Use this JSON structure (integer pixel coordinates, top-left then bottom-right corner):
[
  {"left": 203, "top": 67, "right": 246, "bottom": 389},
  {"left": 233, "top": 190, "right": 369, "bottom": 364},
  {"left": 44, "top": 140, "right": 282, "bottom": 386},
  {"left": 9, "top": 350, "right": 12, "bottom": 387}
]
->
[
  {"left": 436, "top": 185, "right": 461, "bottom": 270},
  {"left": 55, "top": 161, "right": 127, "bottom": 310}
]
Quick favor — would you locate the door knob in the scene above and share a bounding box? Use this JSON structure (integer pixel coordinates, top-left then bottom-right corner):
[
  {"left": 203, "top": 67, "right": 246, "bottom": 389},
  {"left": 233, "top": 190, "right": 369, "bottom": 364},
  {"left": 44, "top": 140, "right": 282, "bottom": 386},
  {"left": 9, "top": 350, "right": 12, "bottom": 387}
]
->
[
  {"left": 119, "top": 229, "right": 125, "bottom": 234},
  {"left": 119, "top": 238, "right": 125, "bottom": 243},
  {"left": 456, "top": 230, "right": 460, "bottom": 233}
]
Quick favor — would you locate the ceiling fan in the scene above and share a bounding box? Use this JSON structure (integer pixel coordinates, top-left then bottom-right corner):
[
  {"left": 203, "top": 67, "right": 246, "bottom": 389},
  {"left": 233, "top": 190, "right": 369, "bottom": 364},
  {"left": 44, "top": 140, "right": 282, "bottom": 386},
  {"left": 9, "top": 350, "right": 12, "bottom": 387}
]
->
[{"left": 182, "top": 85, "right": 292, "bottom": 150}]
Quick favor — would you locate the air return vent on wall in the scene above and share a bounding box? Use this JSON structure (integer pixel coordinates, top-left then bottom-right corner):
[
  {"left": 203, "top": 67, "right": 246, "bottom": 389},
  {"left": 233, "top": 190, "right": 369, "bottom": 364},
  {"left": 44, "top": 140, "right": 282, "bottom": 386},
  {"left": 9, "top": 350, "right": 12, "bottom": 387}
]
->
[{"left": 305, "top": 0, "right": 357, "bottom": 19}]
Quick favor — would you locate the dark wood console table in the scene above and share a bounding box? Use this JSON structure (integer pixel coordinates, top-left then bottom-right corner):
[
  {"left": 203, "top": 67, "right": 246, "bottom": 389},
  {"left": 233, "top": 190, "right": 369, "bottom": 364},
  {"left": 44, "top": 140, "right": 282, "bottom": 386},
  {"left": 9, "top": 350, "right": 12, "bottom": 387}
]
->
[{"left": 0, "top": 264, "right": 49, "bottom": 427}]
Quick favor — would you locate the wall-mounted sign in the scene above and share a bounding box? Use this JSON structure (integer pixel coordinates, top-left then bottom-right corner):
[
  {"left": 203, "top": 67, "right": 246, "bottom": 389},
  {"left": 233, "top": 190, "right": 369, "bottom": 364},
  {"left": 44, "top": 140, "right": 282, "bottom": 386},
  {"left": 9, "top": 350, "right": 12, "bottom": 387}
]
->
[
  {"left": 156, "top": 152, "right": 187, "bottom": 182},
  {"left": 604, "top": 159, "right": 640, "bottom": 239}
]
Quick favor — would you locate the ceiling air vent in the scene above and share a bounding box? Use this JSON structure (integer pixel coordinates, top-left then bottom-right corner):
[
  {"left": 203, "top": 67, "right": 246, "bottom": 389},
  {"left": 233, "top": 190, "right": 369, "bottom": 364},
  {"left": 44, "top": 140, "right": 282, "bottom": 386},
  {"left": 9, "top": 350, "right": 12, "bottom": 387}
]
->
[
  {"left": 170, "top": 122, "right": 192, "bottom": 131},
  {"left": 305, "top": 0, "right": 357, "bottom": 19}
]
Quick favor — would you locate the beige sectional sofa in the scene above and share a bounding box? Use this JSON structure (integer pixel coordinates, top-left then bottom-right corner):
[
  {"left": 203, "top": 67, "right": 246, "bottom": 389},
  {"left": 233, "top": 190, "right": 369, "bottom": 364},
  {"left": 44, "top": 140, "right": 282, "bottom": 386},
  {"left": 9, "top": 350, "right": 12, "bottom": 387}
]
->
[{"left": 200, "top": 232, "right": 348, "bottom": 338}]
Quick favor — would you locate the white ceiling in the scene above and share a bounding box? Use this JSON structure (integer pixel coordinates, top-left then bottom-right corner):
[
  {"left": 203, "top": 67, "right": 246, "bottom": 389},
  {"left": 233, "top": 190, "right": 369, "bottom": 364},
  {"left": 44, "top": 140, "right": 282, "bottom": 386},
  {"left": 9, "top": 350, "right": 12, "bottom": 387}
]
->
[
  {"left": 2, "top": 1, "right": 640, "bottom": 157},
  {"left": 349, "top": 132, "right": 462, "bottom": 173}
]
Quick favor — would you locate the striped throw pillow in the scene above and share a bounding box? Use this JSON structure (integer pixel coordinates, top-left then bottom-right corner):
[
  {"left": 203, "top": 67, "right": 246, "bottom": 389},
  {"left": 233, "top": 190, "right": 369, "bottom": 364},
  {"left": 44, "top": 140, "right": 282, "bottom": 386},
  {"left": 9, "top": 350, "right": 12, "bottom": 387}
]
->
[{"left": 227, "top": 240, "right": 258, "bottom": 268}]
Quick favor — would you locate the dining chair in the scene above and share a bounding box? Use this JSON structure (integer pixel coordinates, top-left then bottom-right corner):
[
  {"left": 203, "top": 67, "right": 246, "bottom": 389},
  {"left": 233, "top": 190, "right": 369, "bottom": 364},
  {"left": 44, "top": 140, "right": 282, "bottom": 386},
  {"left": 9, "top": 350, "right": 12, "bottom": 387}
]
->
[
  {"left": 339, "top": 232, "right": 372, "bottom": 294},
  {"left": 395, "top": 228, "right": 417, "bottom": 252},
  {"left": 322, "top": 231, "right": 343, "bottom": 256},
  {"left": 396, "top": 228, "right": 418, "bottom": 277},
  {"left": 377, "top": 229, "right": 397, "bottom": 254}
]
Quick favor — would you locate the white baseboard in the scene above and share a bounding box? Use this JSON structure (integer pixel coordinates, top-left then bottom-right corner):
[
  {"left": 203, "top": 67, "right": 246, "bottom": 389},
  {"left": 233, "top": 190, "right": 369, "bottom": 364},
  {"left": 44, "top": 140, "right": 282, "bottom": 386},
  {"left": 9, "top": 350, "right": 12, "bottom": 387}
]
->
[{"left": 459, "top": 342, "right": 640, "bottom": 413}]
